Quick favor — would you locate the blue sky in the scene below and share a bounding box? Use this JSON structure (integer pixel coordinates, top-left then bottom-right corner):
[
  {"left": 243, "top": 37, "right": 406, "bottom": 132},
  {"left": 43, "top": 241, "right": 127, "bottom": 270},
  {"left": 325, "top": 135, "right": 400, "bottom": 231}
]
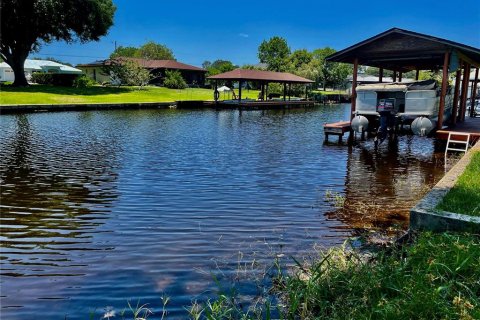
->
[{"left": 34, "top": 0, "right": 480, "bottom": 67}]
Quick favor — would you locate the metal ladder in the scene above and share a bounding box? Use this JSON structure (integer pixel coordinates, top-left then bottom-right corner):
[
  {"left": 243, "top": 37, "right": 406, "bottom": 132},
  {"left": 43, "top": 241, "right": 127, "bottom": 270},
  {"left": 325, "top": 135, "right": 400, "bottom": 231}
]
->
[{"left": 444, "top": 132, "right": 471, "bottom": 166}]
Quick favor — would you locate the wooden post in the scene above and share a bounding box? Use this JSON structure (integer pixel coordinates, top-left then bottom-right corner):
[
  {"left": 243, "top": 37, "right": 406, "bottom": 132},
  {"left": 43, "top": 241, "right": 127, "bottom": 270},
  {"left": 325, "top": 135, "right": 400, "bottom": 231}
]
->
[
  {"left": 470, "top": 68, "right": 479, "bottom": 118},
  {"left": 305, "top": 85, "right": 308, "bottom": 100},
  {"left": 379, "top": 68, "right": 383, "bottom": 83},
  {"left": 283, "top": 83, "right": 287, "bottom": 101},
  {"left": 393, "top": 71, "right": 397, "bottom": 82},
  {"left": 415, "top": 69, "right": 420, "bottom": 80},
  {"left": 266, "top": 83, "right": 269, "bottom": 100},
  {"left": 238, "top": 80, "right": 242, "bottom": 104},
  {"left": 351, "top": 58, "right": 358, "bottom": 119},
  {"left": 288, "top": 83, "right": 291, "bottom": 101},
  {"left": 452, "top": 68, "right": 462, "bottom": 125},
  {"left": 214, "top": 81, "right": 218, "bottom": 103},
  {"left": 460, "top": 64, "right": 471, "bottom": 122},
  {"left": 437, "top": 51, "right": 450, "bottom": 130},
  {"left": 399, "top": 72, "right": 403, "bottom": 82}
]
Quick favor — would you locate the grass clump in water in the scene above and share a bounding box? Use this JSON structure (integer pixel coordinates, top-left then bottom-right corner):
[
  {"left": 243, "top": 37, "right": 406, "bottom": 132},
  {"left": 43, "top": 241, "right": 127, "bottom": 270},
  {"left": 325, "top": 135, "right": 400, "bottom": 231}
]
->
[
  {"left": 437, "top": 151, "right": 480, "bottom": 216},
  {"left": 276, "top": 232, "right": 480, "bottom": 320}
]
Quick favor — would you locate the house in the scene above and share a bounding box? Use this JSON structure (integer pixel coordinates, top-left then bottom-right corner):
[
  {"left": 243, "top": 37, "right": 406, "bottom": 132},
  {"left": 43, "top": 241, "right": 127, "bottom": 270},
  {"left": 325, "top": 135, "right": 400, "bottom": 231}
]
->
[
  {"left": 0, "top": 59, "right": 82, "bottom": 82},
  {"left": 77, "top": 58, "right": 207, "bottom": 86}
]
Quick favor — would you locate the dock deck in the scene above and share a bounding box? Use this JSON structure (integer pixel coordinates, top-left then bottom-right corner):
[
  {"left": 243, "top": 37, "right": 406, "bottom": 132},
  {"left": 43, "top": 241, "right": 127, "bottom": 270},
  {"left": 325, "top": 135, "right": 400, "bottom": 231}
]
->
[
  {"left": 437, "top": 117, "right": 480, "bottom": 144},
  {"left": 324, "top": 121, "right": 351, "bottom": 142}
]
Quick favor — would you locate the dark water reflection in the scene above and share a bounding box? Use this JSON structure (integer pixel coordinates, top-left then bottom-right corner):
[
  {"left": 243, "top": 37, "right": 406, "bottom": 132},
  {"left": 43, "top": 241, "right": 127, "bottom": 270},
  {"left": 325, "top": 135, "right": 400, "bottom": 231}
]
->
[{"left": 0, "top": 106, "right": 445, "bottom": 319}]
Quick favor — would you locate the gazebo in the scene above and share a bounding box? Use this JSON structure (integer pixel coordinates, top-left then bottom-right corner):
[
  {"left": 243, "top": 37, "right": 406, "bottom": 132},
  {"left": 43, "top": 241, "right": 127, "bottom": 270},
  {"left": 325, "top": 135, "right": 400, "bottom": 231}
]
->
[
  {"left": 326, "top": 27, "right": 480, "bottom": 129},
  {"left": 207, "top": 69, "right": 314, "bottom": 105}
]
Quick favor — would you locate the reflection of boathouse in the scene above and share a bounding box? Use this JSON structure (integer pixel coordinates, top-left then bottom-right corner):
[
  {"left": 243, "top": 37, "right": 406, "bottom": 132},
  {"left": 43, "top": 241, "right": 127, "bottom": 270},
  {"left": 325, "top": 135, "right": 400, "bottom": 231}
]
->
[{"left": 327, "top": 138, "right": 445, "bottom": 230}]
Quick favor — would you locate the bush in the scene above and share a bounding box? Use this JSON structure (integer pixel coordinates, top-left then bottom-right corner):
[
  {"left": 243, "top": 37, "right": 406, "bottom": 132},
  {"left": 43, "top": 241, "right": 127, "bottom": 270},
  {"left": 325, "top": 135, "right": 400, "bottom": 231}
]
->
[
  {"left": 31, "top": 73, "right": 78, "bottom": 86},
  {"left": 31, "top": 72, "right": 53, "bottom": 85},
  {"left": 73, "top": 74, "right": 96, "bottom": 88},
  {"left": 163, "top": 70, "right": 187, "bottom": 89}
]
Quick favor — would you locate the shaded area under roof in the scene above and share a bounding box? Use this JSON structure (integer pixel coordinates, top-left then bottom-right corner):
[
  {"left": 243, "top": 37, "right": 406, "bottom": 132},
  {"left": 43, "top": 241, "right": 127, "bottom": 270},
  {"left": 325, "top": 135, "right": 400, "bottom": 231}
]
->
[
  {"left": 326, "top": 28, "right": 480, "bottom": 72},
  {"left": 208, "top": 69, "right": 314, "bottom": 83}
]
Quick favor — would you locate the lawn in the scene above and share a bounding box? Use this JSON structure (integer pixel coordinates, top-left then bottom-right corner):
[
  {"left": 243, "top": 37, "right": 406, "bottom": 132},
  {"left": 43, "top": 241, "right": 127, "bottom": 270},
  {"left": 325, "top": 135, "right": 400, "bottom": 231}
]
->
[
  {"left": 0, "top": 84, "right": 260, "bottom": 105},
  {"left": 437, "top": 151, "right": 480, "bottom": 216}
]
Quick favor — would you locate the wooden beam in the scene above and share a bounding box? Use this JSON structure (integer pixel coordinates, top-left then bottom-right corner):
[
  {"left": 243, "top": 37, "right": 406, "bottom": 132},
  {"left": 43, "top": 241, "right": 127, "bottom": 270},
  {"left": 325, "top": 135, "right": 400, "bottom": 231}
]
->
[
  {"left": 459, "top": 63, "right": 470, "bottom": 122},
  {"left": 451, "top": 68, "right": 462, "bottom": 125},
  {"left": 351, "top": 58, "right": 359, "bottom": 119},
  {"left": 437, "top": 51, "right": 450, "bottom": 130},
  {"left": 470, "top": 68, "right": 479, "bottom": 118},
  {"left": 379, "top": 68, "right": 383, "bottom": 83}
]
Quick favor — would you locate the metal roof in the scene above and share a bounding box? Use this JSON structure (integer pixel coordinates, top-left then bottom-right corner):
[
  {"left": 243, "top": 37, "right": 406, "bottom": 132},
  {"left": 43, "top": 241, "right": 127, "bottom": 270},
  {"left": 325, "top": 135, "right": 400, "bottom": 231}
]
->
[
  {"left": 77, "top": 58, "right": 206, "bottom": 72},
  {"left": 326, "top": 28, "right": 480, "bottom": 71},
  {"left": 0, "top": 59, "right": 82, "bottom": 74},
  {"left": 207, "top": 69, "right": 314, "bottom": 83}
]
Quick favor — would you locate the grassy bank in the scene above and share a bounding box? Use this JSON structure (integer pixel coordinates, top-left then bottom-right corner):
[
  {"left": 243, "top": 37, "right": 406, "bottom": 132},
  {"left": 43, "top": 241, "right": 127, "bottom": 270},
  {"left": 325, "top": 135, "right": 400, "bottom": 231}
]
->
[
  {"left": 437, "top": 151, "right": 480, "bottom": 216},
  {"left": 0, "top": 85, "right": 260, "bottom": 105},
  {"left": 189, "top": 232, "right": 479, "bottom": 319}
]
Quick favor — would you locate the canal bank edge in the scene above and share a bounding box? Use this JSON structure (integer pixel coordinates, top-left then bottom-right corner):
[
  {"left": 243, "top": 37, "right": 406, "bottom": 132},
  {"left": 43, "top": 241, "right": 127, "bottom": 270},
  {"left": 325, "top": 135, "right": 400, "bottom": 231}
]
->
[
  {"left": 410, "top": 142, "right": 480, "bottom": 232},
  {"left": 0, "top": 102, "right": 176, "bottom": 114}
]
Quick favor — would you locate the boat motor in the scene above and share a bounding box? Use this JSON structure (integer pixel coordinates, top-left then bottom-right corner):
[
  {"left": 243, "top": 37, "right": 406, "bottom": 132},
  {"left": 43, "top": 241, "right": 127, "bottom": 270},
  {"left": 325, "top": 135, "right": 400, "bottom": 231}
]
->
[
  {"left": 351, "top": 114, "right": 369, "bottom": 133},
  {"left": 411, "top": 116, "right": 434, "bottom": 136},
  {"left": 376, "top": 99, "right": 396, "bottom": 143}
]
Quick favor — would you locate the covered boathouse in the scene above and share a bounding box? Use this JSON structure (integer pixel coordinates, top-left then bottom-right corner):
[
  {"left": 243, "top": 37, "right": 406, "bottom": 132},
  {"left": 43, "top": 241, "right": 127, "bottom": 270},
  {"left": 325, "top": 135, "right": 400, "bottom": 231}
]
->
[
  {"left": 326, "top": 27, "right": 480, "bottom": 135},
  {"left": 207, "top": 69, "right": 315, "bottom": 108}
]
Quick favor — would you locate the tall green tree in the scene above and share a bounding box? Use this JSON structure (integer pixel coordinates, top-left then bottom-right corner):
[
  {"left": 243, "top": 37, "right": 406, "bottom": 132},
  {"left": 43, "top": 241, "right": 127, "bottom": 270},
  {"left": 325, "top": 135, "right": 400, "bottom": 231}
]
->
[
  {"left": 0, "top": 0, "right": 116, "bottom": 86},
  {"left": 110, "top": 42, "right": 174, "bottom": 60},
  {"left": 258, "top": 36, "right": 291, "bottom": 72},
  {"left": 313, "top": 47, "right": 351, "bottom": 90}
]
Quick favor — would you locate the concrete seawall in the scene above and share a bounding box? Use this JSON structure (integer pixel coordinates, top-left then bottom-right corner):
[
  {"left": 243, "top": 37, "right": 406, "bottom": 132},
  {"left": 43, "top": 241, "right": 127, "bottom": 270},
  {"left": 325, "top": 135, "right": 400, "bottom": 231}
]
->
[
  {"left": 0, "top": 102, "right": 176, "bottom": 114},
  {"left": 410, "top": 142, "right": 480, "bottom": 232}
]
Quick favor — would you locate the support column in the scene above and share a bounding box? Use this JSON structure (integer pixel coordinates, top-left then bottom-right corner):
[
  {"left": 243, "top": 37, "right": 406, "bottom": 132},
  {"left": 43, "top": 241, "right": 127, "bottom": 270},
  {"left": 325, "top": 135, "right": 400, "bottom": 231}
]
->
[
  {"left": 452, "top": 68, "right": 462, "bottom": 125},
  {"left": 351, "top": 58, "right": 358, "bottom": 119},
  {"left": 460, "top": 64, "right": 471, "bottom": 122},
  {"left": 214, "top": 81, "right": 218, "bottom": 103},
  {"left": 393, "top": 71, "right": 397, "bottom": 82},
  {"left": 266, "top": 83, "right": 269, "bottom": 100},
  {"left": 288, "top": 83, "right": 291, "bottom": 101},
  {"left": 398, "top": 72, "right": 403, "bottom": 82},
  {"left": 283, "top": 83, "right": 287, "bottom": 101},
  {"left": 437, "top": 51, "right": 450, "bottom": 130},
  {"left": 379, "top": 68, "right": 383, "bottom": 83},
  {"left": 415, "top": 69, "right": 420, "bottom": 81},
  {"left": 238, "top": 80, "right": 242, "bottom": 104},
  {"left": 470, "top": 68, "right": 479, "bottom": 118}
]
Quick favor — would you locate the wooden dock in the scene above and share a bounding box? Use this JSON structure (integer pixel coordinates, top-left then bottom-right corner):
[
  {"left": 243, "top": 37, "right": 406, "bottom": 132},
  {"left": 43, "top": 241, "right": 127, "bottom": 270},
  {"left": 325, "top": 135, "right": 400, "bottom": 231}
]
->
[
  {"left": 324, "top": 121, "right": 351, "bottom": 143},
  {"left": 437, "top": 117, "right": 480, "bottom": 144}
]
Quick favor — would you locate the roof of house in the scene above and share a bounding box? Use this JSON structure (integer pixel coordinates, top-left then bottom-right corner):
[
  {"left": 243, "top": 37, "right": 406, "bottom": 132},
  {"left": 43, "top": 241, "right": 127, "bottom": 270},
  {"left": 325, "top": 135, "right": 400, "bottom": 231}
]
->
[
  {"left": 326, "top": 27, "right": 480, "bottom": 71},
  {"left": 0, "top": 59, "right": 82, "bottom": 74},
  {"left": 207, "top": 69, "right": 314, "bottom": 83},
  {"left": 77, "top": 58, "right": 207, "bottom": 72}
]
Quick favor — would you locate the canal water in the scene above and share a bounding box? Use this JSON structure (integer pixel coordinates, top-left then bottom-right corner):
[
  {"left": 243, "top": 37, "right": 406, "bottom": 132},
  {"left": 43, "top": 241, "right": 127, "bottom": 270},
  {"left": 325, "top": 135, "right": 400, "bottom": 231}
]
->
[{"left": 0, "top": 105, "right": 446, "bottom": 319}]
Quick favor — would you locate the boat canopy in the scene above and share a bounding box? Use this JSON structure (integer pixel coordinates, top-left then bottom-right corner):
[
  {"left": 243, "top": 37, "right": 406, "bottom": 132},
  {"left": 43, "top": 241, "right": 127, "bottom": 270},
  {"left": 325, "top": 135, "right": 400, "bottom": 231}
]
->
[{"left": 357, "top": 79, "right": 437, "bottom": 92}]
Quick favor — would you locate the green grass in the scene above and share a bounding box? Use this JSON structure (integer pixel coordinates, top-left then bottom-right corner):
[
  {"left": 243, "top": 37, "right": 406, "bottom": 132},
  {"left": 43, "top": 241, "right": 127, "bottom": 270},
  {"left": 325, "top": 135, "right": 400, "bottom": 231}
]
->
[
  {"left": 0, "top": 84, "right": 260, "bottom": 105},
  {"left": 189, "top": 232, "right": 479, "bottom": 320},
  {"left": 311, "top": 90, "right": 348, "bottom": 95},
  {"left": 437, "top": 151, "right": 480, "bottom": 216}
]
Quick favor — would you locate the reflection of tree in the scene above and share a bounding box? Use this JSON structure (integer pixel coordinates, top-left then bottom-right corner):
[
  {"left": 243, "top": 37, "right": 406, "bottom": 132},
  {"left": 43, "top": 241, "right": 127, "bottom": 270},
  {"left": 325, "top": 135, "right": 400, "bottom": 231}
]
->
[
  {"left": 0, "top": 114, "right": 120, "bottom": 270},
  {"left": 326, "top": 137, "right": 445, "bottom": 230}
]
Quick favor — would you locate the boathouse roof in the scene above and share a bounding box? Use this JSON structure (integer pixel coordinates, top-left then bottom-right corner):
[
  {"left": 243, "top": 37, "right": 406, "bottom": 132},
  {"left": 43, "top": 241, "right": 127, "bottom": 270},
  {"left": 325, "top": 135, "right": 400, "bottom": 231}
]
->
[
  {"left": 208, "top": 69, "right": 314, "bottom": 83},
  {"left": 326, "top": 28, "right": 480, "bottom": 71},
  {"left": 77, "top": 58, "right": 207, "bottom": 72}
]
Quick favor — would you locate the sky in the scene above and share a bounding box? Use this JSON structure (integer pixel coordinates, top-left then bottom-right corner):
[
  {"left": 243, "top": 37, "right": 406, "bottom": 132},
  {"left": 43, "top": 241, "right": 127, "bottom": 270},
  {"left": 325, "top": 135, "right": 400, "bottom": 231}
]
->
[{"left": 33, "top": 0, "right": 480, "bottom": 67}]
